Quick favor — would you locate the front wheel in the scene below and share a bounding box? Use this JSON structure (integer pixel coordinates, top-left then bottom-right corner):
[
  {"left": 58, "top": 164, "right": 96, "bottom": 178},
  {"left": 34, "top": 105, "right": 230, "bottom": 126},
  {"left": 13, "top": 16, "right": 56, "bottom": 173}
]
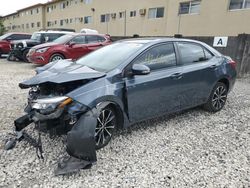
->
[
  {"left": 49, "top": 53, "right": 64, "bottom": 62},
  {"left": 95, "top": 106, "right": 117, "bottom": 150},
  {"left": 204, "top": 82, "right": 228, "bottom": 112}
]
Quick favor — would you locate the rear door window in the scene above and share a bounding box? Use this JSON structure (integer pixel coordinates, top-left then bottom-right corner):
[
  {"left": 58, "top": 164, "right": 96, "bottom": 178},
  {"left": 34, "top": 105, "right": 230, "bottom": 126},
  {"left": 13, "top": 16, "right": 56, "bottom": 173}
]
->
[
  {"left": 86, "top": 35, "right": 105, "bottom": 43},
  {"left": 177, "top": 42, "right": 209, "bottom": 64},
  {"left": 45, "top": 33, "right": 65, "bottom": 42}
]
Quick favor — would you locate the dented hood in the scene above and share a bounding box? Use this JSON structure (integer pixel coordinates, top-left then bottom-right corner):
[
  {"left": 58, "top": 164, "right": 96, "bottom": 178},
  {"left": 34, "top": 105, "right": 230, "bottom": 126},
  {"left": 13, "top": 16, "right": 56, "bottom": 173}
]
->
[{"left": 19, "top": 60, "right": 106, "bottom": 88}]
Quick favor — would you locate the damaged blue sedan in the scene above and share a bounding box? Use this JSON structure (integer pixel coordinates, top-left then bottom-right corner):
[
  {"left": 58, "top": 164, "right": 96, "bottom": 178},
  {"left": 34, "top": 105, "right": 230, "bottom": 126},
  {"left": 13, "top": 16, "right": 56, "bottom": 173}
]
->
[{"left": 6, "top": 38, "right": 237, "bottom": 174}]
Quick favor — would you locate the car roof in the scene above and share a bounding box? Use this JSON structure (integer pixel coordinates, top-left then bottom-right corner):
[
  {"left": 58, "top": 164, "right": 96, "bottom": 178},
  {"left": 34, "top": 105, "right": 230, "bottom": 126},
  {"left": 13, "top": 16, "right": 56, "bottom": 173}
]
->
[
  {"left": 8, "top": 32, "right": 31, "bottom": 35},
  {"left": 118, "top": 37, "right": 203, "bottom": 44},
  {"left": 118, "top": 37, "right": 222, "bottom": 56},
  {"left": 33, "top": 30, "right": 74, "bottom": 34}
]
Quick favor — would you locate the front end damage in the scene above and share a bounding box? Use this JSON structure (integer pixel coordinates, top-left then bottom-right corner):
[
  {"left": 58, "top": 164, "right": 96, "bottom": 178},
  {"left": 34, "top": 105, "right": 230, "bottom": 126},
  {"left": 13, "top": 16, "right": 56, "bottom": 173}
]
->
[{"left": 5, "top": 81, "right": 104, "bottom": 175}]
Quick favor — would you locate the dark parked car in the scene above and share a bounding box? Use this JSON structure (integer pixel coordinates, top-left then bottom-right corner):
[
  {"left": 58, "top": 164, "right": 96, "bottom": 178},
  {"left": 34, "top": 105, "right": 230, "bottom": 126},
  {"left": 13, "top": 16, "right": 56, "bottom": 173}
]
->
[
  {"left": 8, "top": 38, "right": 237, "bottom": 173},
  {"left": 0, "top": 32, "right": 31, "bottom": 57},
  {"left": 27, "top": 33, "right": 111, "bottom": 65},
  {"left": 9, "top": 30, "right": 73, "bottom": 62}
]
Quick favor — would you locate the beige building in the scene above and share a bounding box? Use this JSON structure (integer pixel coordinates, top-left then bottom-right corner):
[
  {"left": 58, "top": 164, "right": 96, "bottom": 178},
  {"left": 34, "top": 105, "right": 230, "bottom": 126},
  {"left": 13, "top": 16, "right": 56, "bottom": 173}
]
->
[{"left": 2, "top": 0, "right": 250, "bottom": 36}]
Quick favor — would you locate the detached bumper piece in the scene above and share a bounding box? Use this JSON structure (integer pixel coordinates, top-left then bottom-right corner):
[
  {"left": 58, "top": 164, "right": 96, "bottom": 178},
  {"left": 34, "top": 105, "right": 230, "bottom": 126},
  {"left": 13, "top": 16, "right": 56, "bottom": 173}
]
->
[
  {"left": 55, "top": 110, "right": 98, "bottom": 175},
  {"left": 5, "top": 114, "right": 44, "bottom": 159},
  {"left": 5, "top": 109, "right": 98, "bottom": 175}
]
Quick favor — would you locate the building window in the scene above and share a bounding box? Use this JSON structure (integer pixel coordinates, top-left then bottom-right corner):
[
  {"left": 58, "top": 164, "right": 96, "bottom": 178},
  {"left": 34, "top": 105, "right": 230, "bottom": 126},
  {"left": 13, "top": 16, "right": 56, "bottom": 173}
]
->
[
  {"left": 229, "top": 0, "right": 250, "bottom": 10},
  {"left": 31, "top": 23, "right": 34, "bottom": 28},
  {"left": 36, "top": 8, "right": 39, "bottom": 14},
  {"left": 84, "top": 16, "right": 92, "bottom": 24},
  {"left": 60, "top": 20, "right": 64, "bottom": 26},
  {"left": 75, "top": 17, "right": 83, "bottom": 23},
  {"left": 37, "top": 22, "right": 40, "bottom": 27},
  {"left": 119, "top": 11, "right": 125, "bottom": 18},
  {"left": 30, "top": 10, "right": 33, "bottom": 15},
  {"left": 130, "top": 10, "right": 136, "bottom": 17},
  {"left": 84, "top": 0, "right": 92, "bottom": 4},
  {"left": 60, "top": 2, "right": 66, "bottom": 9},
  {"left": 179, "top": 1, "right": 201, "bottom": 15},
  {"left": 100, "top": 14, "right": 110, "bottom": 22},
  {"left": 26, "top": 23, "right": 29, "bottom": 29},
  {"left": 148, "top": 7, "right": 164, "bottom": 18}
]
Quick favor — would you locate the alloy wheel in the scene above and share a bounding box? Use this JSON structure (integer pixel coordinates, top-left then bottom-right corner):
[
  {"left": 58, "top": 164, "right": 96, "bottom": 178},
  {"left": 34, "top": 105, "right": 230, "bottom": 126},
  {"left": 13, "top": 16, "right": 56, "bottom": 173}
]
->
[
  {"left": 51, "top": 55, "right": 63, "bottom": 62},
  {"left": 95, "top": 108, "right": 116, "bottom": 149},
  {"left": 212, "top": 85, "right": 227, "bottom": 110}
]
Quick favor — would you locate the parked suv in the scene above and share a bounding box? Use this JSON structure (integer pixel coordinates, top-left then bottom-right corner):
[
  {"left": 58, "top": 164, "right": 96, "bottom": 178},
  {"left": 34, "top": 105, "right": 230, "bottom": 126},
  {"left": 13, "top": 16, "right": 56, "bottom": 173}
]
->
[
  {"left": 9, "top": 30, "right": 73, "bottom": 62},
  {"left": 27, "top": 33, "right": 111, "bottom": 65},
  {"left": 0, "top": 32, "right": 31, "bottom": 57}
]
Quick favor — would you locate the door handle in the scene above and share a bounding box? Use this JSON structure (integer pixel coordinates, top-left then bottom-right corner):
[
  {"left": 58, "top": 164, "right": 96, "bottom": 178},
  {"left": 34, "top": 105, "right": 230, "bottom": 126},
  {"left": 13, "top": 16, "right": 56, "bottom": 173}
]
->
[{"left": 170, "top": 72, "right": 183, "bottom": 80}]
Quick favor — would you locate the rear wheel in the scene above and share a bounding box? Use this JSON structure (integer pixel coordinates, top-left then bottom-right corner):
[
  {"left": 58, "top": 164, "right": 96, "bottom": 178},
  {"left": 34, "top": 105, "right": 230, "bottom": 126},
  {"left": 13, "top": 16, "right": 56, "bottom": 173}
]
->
[
  {"left": 204, "top": 82, "right": 228, "bottom": 112},
  {"left": 95, "top": 106, "right": 117, "bottom": 150},
  {"left": 49, "top": 53, "right": 64, "bottom": 62}
]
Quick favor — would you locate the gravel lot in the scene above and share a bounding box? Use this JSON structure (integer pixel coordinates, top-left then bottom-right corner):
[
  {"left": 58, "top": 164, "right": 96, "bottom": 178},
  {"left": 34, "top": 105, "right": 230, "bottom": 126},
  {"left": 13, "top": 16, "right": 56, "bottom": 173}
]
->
[{"left": 0, "top": 58, "right": 249, "bottom": 188}]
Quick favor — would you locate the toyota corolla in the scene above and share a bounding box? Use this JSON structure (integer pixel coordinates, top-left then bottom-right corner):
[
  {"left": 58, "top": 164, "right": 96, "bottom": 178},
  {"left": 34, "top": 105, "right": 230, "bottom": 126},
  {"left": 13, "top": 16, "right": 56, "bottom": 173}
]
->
[{"left": 6, "top": 38, "right": 237, "bottom": 174}]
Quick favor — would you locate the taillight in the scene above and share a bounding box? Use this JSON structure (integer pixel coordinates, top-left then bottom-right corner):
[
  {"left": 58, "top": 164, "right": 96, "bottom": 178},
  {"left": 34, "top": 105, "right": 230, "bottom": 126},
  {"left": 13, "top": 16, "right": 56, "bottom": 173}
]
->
[{"left": 228, "top": 60, "right": 237, "bottom": 69}]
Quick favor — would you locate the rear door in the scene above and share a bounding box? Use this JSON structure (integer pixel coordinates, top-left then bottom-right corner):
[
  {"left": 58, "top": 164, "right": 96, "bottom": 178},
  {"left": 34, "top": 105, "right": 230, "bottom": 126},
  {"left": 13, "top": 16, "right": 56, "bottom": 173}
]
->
[
  {"left": 176, "top": 42, "right": 219, "bottom": 109},
  {"left": 125, "top": 42, "right": 182, "bottom": 122},
  {"left": 85, "top": 35, "right": 106, "bottom": 51}
]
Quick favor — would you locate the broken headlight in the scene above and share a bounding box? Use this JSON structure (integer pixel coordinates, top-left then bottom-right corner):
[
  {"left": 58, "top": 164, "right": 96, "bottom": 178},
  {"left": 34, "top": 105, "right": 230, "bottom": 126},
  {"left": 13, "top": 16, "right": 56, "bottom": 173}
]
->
[{"left": 31, "top": 96, "right": 72, "bottom": 111}]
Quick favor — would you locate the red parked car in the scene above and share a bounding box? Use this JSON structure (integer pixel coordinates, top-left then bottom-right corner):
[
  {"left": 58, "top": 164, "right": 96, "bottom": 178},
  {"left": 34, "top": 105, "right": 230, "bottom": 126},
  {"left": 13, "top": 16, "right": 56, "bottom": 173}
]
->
[
  {"left": 27, "top": 33, "right": 112, "bottom": 65},
  {"left": 0, "top": 32, "right": 31, "bottom": 57}
]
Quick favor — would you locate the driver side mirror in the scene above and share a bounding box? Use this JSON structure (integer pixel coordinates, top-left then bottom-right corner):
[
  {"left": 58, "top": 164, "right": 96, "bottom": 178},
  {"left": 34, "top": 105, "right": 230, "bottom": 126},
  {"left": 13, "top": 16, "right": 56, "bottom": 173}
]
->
[
  {"left": 69, "top": 41, "right": 76, "bottom": 47},
  {"left": 132, "top": 64, "right": 150, "bottom": 75},
  {"left": 6, "top": 37, "right": 12, "bottom": 41}
]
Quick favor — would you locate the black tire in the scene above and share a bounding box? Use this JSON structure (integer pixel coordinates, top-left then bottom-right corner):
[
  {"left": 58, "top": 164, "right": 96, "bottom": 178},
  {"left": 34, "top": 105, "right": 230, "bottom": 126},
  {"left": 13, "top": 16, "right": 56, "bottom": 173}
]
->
[
  {"left": 49, "top": 53, "right": 65, "bottom": 62},
  {"left": 95, "top": 106, "right": 117, "bottom": 150},
  {"left": 204, "top": 82, "right": 228, "bottom": 112},
  {"left": 22, "top": 49, "right": 30, "bottom": 62}
]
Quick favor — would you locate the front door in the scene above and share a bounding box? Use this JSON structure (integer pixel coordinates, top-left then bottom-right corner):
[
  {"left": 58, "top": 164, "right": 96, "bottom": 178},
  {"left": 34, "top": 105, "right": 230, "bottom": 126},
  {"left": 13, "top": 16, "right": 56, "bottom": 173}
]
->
[
  {"left": 67, "top": 35, "right": 87, "bottom": 59},
  {"left": 125, "top": 43, "right": 182, "bottom": 122}
]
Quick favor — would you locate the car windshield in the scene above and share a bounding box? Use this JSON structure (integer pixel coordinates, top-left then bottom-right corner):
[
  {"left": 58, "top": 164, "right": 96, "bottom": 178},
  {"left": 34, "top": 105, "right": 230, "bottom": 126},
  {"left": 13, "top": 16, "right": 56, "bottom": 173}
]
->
[
  {"left": 53, "top": 34, "right": 74, "bottom": 44},
  {"left": 31, "top": 33, "right": 41, "bottom": 41},
  {"left": 76, "top": 42, "right": 144, "bottom": 72},
  {"left": 0, "top": 33, "right": 11, "bottom": 40}
]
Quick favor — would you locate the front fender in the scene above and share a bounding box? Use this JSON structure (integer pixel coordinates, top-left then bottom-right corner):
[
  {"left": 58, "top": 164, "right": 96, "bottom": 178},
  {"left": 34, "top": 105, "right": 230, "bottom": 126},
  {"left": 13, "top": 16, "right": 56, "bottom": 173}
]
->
[
  {"left": 67, "top": 77, "right": 130, "bottom": 127},
  {"left": 67, "top": 78, "right": 125, "bottom": 109}
]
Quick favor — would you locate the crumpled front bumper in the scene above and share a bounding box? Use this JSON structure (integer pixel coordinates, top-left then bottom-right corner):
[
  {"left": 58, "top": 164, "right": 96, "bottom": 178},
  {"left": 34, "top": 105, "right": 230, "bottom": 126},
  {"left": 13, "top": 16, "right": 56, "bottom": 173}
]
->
[{"left": 9, "top": 102, "right": 99, "bottom": 175}]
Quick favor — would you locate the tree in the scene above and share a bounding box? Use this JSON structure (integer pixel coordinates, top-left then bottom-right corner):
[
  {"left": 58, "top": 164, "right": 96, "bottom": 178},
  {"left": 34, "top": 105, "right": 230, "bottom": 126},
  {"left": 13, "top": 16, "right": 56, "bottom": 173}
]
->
[{"left": 0, "top": 19, "right": 6, "bottom": 35}]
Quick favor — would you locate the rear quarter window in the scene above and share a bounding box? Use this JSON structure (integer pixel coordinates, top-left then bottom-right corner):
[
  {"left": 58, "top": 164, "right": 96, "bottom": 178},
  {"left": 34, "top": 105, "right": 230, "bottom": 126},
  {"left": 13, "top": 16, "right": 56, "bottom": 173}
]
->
[
  {"left": 86, "top": 35, "right": 106, "bottom": 43},
  {"left": 177, "top": 42, "right": 213, "bottom": 65}
]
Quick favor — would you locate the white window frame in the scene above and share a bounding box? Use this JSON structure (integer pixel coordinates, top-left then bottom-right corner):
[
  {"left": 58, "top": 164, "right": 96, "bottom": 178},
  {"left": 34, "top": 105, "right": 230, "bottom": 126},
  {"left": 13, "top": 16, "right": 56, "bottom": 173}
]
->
[
  {"left": 179, "top": 0, "right": 201, "bottom": 15},
  {"left": 84, "top": 0, "right": 92, "bottom": 4},
  {"left": 148, "top": 7, "right": 165, "bottom": 19},
  {"left": 84, "top": 16, "right": 92, "bottom": 24},
  {"left": 229, "top": 0, "right": 250, "bottom": 10},
  {"left": 130, "top": 10, "right": 136, "bottom": 17}
]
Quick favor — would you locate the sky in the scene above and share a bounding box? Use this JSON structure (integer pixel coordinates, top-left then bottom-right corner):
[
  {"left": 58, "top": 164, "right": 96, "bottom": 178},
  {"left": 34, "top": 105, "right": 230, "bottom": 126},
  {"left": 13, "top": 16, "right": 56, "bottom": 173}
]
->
[{"left": 0, "top": 0, "right": 49, "bottom": 16}]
